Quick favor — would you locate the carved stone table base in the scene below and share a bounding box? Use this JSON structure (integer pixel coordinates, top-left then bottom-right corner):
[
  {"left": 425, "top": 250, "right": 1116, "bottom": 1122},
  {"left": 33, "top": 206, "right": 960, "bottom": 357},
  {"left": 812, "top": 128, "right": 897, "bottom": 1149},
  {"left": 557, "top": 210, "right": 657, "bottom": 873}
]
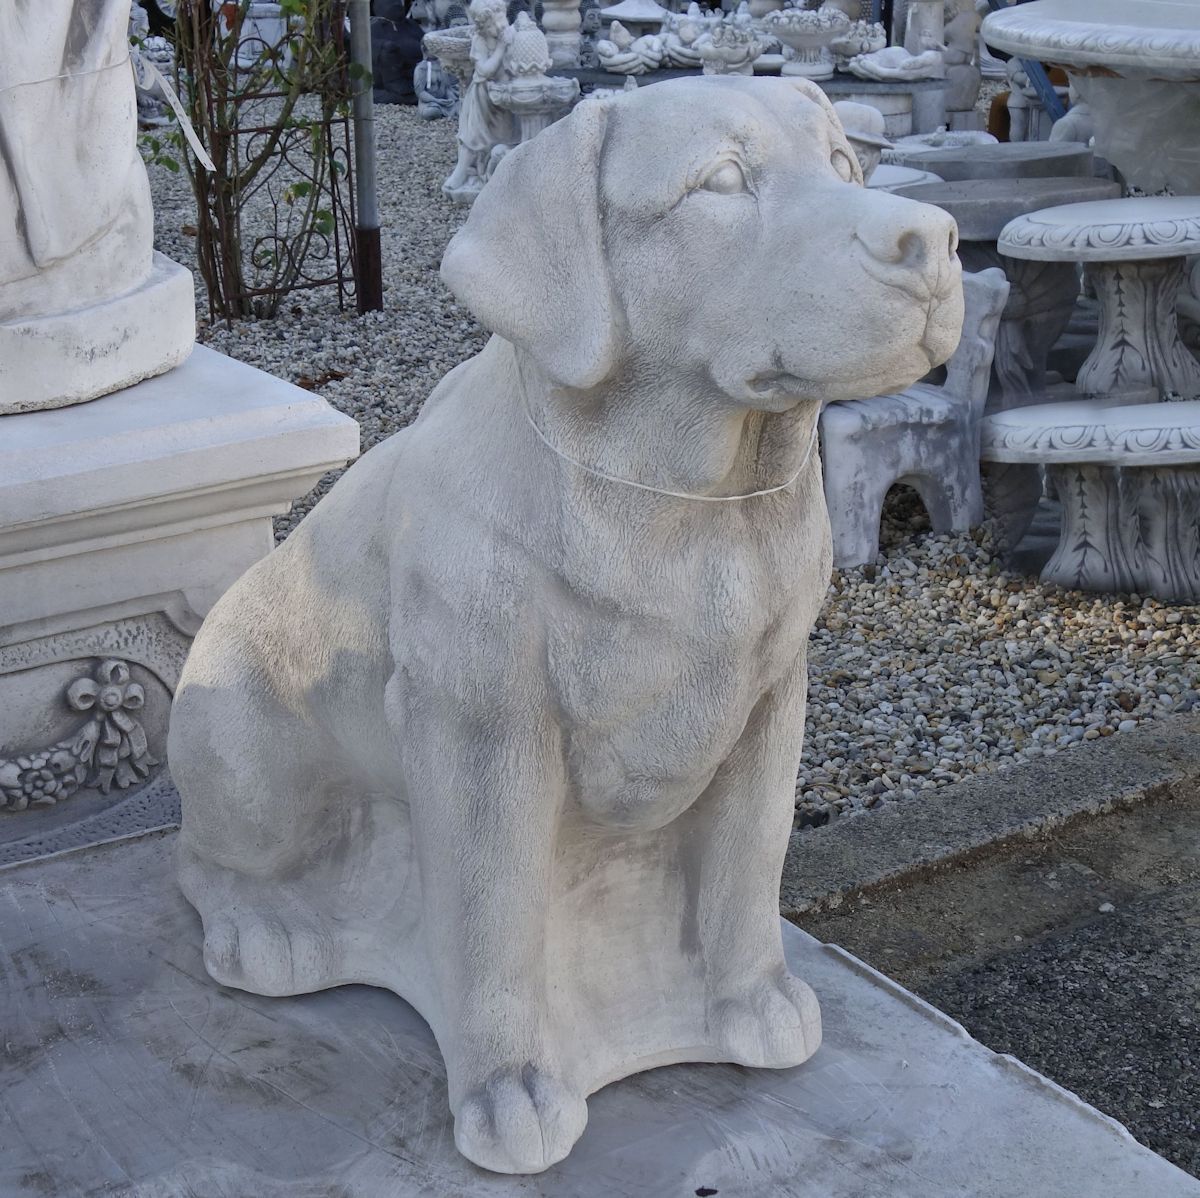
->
[
  {"left": 0, "top": 346, "right": 358, "bottom": 816},
  {"left": 1078, "top": 257, "right": 1200, "bottom": 401},
  {"left": 981, "top": 398, "right": 1200, "bottom": 601},
  {"left": 1043, "top": 461, "right": 1200, "bottom": 601}
]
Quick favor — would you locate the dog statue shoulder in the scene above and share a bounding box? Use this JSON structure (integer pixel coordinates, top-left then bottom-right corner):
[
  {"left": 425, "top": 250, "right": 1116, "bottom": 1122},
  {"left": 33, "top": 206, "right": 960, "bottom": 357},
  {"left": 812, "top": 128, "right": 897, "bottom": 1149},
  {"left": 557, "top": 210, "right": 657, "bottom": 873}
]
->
[{"left": 170, "top": 77, "right": 963, "bottom": 1175}]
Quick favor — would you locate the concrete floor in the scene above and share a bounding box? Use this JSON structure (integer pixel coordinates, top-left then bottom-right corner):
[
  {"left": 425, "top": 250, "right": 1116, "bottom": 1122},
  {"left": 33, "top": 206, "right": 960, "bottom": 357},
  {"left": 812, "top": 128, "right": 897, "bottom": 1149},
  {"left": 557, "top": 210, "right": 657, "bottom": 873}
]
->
[
  {"left": 795, "top": 787, "right": 1200, "bottom": 1179},
  {"left": 4, "top": 832, "right": 1197, "bottom": 1197}
]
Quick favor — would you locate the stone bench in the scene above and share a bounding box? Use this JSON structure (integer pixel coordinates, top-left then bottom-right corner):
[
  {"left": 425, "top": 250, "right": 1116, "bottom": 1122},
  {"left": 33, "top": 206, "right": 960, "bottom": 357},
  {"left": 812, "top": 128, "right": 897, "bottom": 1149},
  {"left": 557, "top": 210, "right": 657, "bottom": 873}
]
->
[{"left": 980, "top": 399, "right": 1200, "bottom": 601}]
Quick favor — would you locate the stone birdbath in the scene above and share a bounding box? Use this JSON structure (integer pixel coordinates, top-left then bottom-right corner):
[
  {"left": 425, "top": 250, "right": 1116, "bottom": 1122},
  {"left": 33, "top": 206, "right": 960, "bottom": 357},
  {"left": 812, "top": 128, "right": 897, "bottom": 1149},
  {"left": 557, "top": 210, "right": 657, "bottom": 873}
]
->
[
  {"left": 423, "top": 25, "right": 475, "bottom": 96},
  {"left": 982, "top": 0, "right": 1200, "bottom": 195},
  {"left": 762, "top": 5, "right": 850, "bottom": 81}
]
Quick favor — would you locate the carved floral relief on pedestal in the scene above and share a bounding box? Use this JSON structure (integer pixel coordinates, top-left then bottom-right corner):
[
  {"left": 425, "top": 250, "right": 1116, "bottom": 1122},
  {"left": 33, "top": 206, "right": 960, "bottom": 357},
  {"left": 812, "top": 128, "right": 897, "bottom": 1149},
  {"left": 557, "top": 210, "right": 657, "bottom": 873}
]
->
[{"left": 0, "top": 660, "right": 158, "bottom": 811}]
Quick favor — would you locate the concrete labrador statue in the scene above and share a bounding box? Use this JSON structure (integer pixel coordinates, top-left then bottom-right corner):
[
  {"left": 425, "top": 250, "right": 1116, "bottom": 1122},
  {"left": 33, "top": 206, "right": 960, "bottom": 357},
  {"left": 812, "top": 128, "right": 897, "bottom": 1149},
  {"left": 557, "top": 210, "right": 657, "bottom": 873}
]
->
[{"left": 171, "top": 77, "right": 962, "bottom": 1175}]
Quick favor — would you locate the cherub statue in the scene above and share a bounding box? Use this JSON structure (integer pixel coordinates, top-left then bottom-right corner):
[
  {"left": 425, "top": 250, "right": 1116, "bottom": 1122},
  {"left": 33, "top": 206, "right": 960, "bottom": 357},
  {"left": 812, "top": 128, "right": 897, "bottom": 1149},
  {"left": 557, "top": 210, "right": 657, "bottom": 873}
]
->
[
  {"left": 443, "top": 0, "right": 516, "bottom": 200},
  {"left": 416, "top": 51, "right": 461, "bottom": 119},
  {"left": 941, "top": 0, "right": 981, "bottom": 113}
]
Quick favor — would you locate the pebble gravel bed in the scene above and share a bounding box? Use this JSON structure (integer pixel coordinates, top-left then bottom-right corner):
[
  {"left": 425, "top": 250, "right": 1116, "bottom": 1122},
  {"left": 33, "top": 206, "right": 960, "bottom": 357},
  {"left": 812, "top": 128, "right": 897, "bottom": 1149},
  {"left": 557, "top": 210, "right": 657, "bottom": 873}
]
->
[{"left": 147, "top": 106, "right": 1200, "bottom": 828}]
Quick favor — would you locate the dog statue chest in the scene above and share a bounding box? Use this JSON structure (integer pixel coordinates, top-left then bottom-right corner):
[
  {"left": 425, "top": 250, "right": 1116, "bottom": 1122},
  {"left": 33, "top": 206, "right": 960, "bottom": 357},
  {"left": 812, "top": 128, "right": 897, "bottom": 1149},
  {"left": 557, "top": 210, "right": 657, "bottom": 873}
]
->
[{"left": 544, "top": 501, "right": 818, "bottom": 826}]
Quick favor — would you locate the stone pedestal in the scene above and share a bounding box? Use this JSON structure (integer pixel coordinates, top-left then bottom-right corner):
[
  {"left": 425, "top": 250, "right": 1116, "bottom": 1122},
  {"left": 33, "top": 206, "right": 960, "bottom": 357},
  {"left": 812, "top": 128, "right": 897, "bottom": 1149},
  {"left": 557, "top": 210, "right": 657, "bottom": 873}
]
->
[
  {"left": 543, "top": 0, "right": 584, "bottom": 67},
  {"left": 488, "top": 75, "right": 580, "bottom": 141},
  {"left": 0, "top": 346, "right": 359, "bottom": 814},
  {"left": 0, "top": 253, "right": 195, "bottom": 415}
]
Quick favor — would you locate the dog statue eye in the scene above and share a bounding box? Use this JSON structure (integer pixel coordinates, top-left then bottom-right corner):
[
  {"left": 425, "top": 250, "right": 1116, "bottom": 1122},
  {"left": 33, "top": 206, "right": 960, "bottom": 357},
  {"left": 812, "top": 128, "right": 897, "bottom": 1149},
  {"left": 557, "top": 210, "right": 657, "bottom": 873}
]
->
[
  {"left": 831, "top": 147, "right": 856, "bottom": 183},
  {"left": 700, "top": 160, "right": 749, "bottom": 195}
]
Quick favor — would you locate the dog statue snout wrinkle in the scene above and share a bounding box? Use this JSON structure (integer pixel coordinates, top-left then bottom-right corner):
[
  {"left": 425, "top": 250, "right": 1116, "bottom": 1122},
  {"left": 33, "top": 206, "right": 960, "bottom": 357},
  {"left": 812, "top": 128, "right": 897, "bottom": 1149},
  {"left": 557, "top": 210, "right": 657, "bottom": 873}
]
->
[{"left": 169, "top": 77, "right": 964, "bottom": 1175}]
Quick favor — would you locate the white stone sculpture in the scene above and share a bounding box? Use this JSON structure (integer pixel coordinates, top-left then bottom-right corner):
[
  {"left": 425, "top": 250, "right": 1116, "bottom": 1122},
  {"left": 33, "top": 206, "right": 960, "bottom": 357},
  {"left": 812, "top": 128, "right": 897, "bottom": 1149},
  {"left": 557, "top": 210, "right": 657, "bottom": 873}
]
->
[
  {"left": 579, "top": 4, "right": 604, "bottom": 66},
  {"left": 833, "top": 101, "right": 890, "bottom": 182},
  {"left": 829, "top": 19, "right": 888, "bottom": 72},
  {"left": 763, "top": 4, "right": 850, "bottom": 80},
  {"left": 170, "top": 76, "right": 963, "bottom": 1177},
  {"left": 903, "top": 0, "right": 943, "bottom": 58},
  {"left": 942, "top": 0, "right": 982, "bottom": 119},
  {"left": 1003, "top": 56, "right": 1057, "bottom": 143},
  {"left": 415, "top": 54, "right": 461, "bottom": 119},
  {"left": 597, "top": 0, "right": 669, "bottom": 36},
  {"left": 848, "top": 43, "right": 945, "bottom": 82},
  {"left": 129, "top": 2, "right": 175, "bottom": 126},
  {"left": 597, "top": 19, "right": 664, "bottom": 73},
  {"left": 0, "top": 0, "right": 194, "bottom": 414},
  {"left": 443, "top": 0, "right": 516, "bottom": 203},
  {"left": 487, "top": 13, "right": 580, "bottom": 141},
  {"left": 696, "top": 21, "right": 763, "bottom": 75},
  {"left": 661, "top": 9, "right": 706, "bottom": 68}
]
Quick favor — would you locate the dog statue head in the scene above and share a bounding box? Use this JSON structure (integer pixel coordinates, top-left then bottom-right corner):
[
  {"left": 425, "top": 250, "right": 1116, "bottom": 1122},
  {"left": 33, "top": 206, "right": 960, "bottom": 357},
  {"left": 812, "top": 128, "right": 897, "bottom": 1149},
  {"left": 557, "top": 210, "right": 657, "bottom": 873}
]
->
[{"left": 442, "top": 77, "right": 963, "bottom": 408}]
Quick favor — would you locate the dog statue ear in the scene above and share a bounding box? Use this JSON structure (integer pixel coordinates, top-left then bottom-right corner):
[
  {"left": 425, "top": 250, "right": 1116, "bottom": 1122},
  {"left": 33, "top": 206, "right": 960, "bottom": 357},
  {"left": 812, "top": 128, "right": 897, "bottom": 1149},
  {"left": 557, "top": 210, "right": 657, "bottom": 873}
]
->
[{"left": 440, "top": 99, "right": 619, "bottom": 392}]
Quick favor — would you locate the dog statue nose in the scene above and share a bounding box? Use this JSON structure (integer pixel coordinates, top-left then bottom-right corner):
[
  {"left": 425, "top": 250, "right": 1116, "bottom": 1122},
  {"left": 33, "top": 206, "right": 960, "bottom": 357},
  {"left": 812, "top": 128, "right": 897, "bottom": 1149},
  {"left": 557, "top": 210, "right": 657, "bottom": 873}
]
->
[{"left": 856, "top": 200, "right": 959, "bottom": 275}]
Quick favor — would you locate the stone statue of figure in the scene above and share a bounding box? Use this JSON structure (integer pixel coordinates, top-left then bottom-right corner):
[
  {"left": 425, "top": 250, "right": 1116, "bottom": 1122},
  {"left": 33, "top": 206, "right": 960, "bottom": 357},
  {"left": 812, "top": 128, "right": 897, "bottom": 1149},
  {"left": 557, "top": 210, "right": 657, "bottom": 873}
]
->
[
  {"left": 443, "top": 0, "right": 516, "bottom": 201},
  {"left": 0, "top": 0, "right": 193, "bottom": 413},
  {"left": 415, "top": 53, "right": 461, "bottom": 119},
  {"left": 372, "top": 0, "right": 425, "bottom": 105},
  {"left": 0, "top": 0, "right": 147, "bottom": 330}
]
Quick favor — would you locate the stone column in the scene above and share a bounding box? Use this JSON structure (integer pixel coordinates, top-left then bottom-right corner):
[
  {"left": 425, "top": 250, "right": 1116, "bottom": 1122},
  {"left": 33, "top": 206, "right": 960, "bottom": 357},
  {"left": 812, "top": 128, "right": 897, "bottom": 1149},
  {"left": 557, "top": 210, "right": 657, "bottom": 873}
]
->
[{"left": 541, "top": 0, "right": 583, "bottom": 68}]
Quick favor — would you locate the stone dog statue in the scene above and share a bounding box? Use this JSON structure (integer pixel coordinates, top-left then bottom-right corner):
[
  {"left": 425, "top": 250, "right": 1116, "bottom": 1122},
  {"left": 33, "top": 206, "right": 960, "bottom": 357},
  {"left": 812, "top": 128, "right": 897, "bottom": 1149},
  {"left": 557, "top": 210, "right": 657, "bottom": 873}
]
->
[{"left": 170, "top": 77, "right": 962, "bottom": 1175}]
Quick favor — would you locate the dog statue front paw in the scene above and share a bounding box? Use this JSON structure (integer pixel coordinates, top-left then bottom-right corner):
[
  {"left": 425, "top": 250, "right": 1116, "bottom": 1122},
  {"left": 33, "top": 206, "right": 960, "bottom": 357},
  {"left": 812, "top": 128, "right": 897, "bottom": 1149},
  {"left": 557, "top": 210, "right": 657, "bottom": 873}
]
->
[
  {"left": 454, "top": 1064, "right": 589, "bottom": 1175},
  {"left": 711, "top": 969, "right": 822, "bottom": 1069}
]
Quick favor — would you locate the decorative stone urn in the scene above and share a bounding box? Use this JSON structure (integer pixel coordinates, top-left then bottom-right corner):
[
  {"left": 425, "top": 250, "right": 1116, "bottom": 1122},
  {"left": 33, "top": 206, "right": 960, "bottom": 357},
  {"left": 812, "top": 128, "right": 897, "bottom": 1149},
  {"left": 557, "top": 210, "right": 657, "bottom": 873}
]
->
[
  {"left": 697, "top": 22, "right": 764, "bottom": 75},
  {"left": 488, "top": 13, "right": 580, "bottom": 140},
  {"left": 762, "top": 5, "right": 850, "bottom": 80}
]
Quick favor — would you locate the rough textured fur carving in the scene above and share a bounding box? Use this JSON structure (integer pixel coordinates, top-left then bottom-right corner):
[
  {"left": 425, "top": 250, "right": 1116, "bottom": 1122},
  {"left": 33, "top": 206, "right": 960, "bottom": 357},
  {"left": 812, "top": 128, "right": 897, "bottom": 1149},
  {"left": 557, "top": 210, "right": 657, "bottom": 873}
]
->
[{"left": 170, "top": 77, "right": 962, "bottom": 1175}]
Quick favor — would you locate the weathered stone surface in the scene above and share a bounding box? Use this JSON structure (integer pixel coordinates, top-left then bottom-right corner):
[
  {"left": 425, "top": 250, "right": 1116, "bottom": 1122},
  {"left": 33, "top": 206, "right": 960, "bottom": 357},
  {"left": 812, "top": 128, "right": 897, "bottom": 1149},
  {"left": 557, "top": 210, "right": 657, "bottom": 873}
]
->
[
  {"left": 0, "top": 0, "right": 194, "bottom": 412},
  {"left": 168, "top": 78, "right": 964, "bottom": 1175}
]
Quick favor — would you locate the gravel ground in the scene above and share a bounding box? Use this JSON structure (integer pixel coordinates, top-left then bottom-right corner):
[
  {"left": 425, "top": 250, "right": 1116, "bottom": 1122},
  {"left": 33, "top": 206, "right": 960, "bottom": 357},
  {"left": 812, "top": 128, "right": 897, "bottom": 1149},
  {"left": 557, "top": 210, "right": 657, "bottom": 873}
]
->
[{"left": 147, "top": 105, "right": 1200, "bottom": 826}]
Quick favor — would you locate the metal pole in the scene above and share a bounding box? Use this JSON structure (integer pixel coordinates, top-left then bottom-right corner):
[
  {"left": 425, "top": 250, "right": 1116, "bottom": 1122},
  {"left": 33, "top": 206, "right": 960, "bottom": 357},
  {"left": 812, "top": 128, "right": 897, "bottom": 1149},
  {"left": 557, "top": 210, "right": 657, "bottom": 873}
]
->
[{"left": 349, "top": 0, "right": 383, "bottom": 312}]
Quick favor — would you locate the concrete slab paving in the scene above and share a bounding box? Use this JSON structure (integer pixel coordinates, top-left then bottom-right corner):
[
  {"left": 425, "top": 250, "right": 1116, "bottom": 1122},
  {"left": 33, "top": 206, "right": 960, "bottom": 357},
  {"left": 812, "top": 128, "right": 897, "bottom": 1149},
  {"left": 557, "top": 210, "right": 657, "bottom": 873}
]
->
[
  {"left": 795, "top": 788, "right": 1200, "bottom": 1179},
  {"left": 2, "top": 833, "right": 1197, "bottom": 1197}
]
